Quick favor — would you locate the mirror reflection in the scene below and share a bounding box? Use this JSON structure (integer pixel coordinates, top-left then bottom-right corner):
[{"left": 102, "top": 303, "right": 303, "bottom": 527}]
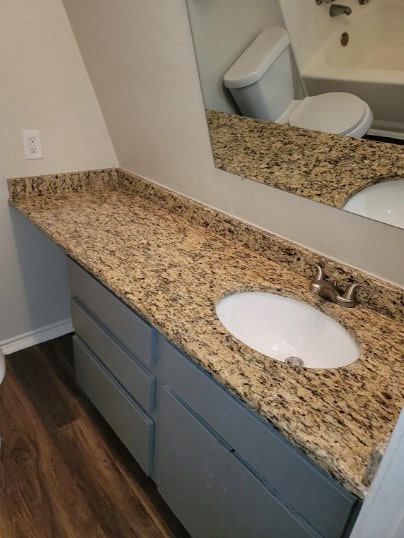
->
[{"left": 186, "top": 0, "right": 404, "bottom": 229}]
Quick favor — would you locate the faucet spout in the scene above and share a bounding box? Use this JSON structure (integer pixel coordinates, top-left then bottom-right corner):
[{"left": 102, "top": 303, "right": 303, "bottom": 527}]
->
[{"left": 330, "top": 4, "right": 352, "bottom": 16}]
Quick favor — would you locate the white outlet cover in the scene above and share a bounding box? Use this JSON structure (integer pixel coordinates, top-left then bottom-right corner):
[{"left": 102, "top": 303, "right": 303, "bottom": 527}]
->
[{"left": 22, "top": 130, "right": 43, "bottom": 159}]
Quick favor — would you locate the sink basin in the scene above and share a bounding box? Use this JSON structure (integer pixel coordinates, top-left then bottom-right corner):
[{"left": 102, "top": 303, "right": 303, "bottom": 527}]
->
[
  {"left": 215, "top": 292, "right": 359, "bottom": 369},
  {"left": 343, "top": 179, "right": 404, "bottom": 229}
]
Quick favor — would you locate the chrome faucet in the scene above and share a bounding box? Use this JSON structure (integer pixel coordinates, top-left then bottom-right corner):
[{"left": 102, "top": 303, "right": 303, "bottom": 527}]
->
[
  {"left": 311, "top": 265, "right": 360, "bottom": 307},
  {"left": 330, "top": 4, "right": 352, "bottom": 16}
]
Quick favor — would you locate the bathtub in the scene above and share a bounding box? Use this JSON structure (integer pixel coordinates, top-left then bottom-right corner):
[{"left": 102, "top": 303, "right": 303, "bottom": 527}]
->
[{"left": 302, "top": 0, "right": 404, "bottom": 138}]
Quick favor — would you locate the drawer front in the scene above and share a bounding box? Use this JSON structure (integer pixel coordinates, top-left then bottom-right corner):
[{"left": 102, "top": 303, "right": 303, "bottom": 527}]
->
[
  {"left": 71, "top": 299, "right": 155, "bottom": 413},
  {"left": 156, "top": 386, "right": 229, "bottom": 538},
  {"left": 158, "top": 336, "right": 359, "bottom": 538},
  {"left": 221, "top": 453, "right": 318, "bottom": 538},
  {"left": 67, "top": 258, "right": 155, "bottom": 367},
  {"left": 73, "top": 336, "right": 154, "bottom": 475}
]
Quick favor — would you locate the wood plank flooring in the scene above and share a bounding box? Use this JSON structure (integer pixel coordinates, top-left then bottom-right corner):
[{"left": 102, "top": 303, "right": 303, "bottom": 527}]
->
[{"left": 0, "top": 335, "right": 189, "bottom": 538}]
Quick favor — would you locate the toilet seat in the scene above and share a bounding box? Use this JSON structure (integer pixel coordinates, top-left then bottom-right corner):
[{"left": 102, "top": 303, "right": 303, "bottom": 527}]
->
[{"left": 288, "top": 92, "right": 370, "bottom": 136}]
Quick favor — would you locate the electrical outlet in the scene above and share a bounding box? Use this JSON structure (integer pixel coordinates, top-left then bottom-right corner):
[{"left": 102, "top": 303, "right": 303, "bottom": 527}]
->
[{"left": 22, "top": 130, "right": 43, "bottom": 159}]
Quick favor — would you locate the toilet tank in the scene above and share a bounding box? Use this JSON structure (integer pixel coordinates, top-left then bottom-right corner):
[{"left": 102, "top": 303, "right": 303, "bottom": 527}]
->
[{"left": 224, "top": 27, "right": 294, "bottom": 122}]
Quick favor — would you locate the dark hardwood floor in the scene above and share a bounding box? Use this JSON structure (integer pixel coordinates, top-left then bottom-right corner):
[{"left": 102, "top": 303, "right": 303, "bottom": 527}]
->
[{"left": 0, "top": 335, "right": 189, "bottom": 538}]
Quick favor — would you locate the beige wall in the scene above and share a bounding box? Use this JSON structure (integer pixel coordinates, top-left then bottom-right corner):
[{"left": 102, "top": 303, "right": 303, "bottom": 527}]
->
[
  {"left": 62, "top": 0, "right": 404, "bottom": 287},
  {"left": 0, "top": 0, "right": 117, "bottom": 345}
]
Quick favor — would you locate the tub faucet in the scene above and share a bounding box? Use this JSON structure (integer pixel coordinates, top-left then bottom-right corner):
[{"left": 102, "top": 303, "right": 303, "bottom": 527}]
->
[
  {"left": 330, "top": 4, "right": 352, "bottom": 16},
  {"left": 310, "top": 264, "right": 360, "bottom": 307}
]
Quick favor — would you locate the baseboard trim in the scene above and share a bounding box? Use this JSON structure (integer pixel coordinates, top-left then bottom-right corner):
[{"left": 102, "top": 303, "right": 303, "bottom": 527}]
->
[{"left": 0, "top": 319, "right": 73, "bottom": 355}]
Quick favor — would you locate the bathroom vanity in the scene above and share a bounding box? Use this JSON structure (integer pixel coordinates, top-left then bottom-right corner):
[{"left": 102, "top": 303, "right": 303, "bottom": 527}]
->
[
  {"left": 68, "top": 258, "right": 359, "bottom": 537},
  {"left": 8, "top": 167, "right": 404, "bottom": 537}
]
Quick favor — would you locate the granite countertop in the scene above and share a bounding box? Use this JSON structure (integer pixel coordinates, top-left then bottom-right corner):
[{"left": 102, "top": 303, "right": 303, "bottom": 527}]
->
[
  {"left": 207, "top": 109, "right": 404, "bottom": 208},
  {"left": 8, "top": 168, "right": 404, "bottom": 499}
]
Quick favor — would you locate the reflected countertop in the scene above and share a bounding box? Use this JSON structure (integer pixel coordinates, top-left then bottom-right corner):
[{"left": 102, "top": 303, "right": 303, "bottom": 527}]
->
[
  {"left": 8, "top": 167, "right": 404, "bottom": 499},
  {"left": 207, "top": 109, "right": 404, "bottom": 209}
]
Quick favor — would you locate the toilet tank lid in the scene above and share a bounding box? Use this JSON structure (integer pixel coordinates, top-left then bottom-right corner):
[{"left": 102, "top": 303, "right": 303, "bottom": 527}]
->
[{"left": 224, "top": 27, "right": 290, "bottom": 89}]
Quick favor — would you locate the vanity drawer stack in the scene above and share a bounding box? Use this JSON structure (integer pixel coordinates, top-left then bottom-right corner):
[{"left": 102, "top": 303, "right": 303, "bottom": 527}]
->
[{"left": 67, "top": 257, "right": 156, "bottom": 476}]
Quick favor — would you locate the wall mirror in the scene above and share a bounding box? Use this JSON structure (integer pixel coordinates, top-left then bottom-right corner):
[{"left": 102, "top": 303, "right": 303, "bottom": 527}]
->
[{"left": 185, "top": 0, "right": 404, "bottom": 230}]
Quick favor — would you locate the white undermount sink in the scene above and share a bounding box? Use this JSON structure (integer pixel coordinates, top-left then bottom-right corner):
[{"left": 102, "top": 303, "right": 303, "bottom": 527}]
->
[
  {"left": 343, "top": 178, "right": 404, "bottom": 229},
  {"left": 215, "top": 292, "right": 359, "bottom": 369}
]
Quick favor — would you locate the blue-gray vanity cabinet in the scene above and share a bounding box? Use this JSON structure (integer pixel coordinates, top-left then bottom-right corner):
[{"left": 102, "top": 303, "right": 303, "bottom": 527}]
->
[{"left": 156, "top": 336, "right": 360, "bottom": 538}]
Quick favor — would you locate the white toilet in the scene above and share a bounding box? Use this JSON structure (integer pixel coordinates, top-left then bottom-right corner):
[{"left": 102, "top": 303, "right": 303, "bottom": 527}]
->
[{"left": 224, "top": 27, "right": 373, "bottom": 138}]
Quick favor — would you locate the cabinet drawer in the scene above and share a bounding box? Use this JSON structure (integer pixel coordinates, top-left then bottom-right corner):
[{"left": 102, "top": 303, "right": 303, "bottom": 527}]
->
[
  {"left": 221, "top": 453, "right": 317, "bottom": 538},
  {"left": 71, "top": 299, "right": 155, "bottom": 413},
  {"left": 73, "top": 336, "right": 154, "bottom": 475},
  {"left": 156, "top": 386, "right": 229, "bottom": 538},
  {"left": 67, "top": 258, "right": 155, "bottom": 366},
  {"left": 158, "top": 336, "right": 359, "bottom": 537}
]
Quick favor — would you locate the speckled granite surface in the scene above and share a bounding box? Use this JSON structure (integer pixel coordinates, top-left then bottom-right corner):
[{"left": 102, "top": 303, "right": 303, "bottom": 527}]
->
[
  {"left": 8, "top": 168, "right": 404, "bottom": 499},
  {"left": 207, "top": 110, "right": 404, "bottom": 209}
]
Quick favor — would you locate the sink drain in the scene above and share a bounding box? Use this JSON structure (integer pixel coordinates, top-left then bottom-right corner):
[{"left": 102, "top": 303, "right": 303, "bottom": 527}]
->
[
  {"left": 285, "top": 356, "right": 304, "bottom": 368},
  {"left": 341, "top": 32, "right": 349, "bottom": 46}
]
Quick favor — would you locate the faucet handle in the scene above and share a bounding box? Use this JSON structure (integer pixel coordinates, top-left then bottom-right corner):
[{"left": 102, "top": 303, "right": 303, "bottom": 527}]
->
[
  {"left": 313, "top": 263, "right": 325, "bottom": 282},
  {"left": 342, "top": 283, "right": 361, "bottom": 301}
]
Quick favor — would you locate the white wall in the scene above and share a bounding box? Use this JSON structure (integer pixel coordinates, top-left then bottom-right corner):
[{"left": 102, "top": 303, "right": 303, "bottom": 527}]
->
[
  {"left": 0, "top": 0, "right": 117, "bottom": 346},
  {"left": 186, "top": 0, "right": 284, "bottom": 113},
  {"left": 351, "top": 409, "right": 404, "bottom": 537},
  {"left": 62, "top": 0, "right": 404, "bottom": 287}
]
